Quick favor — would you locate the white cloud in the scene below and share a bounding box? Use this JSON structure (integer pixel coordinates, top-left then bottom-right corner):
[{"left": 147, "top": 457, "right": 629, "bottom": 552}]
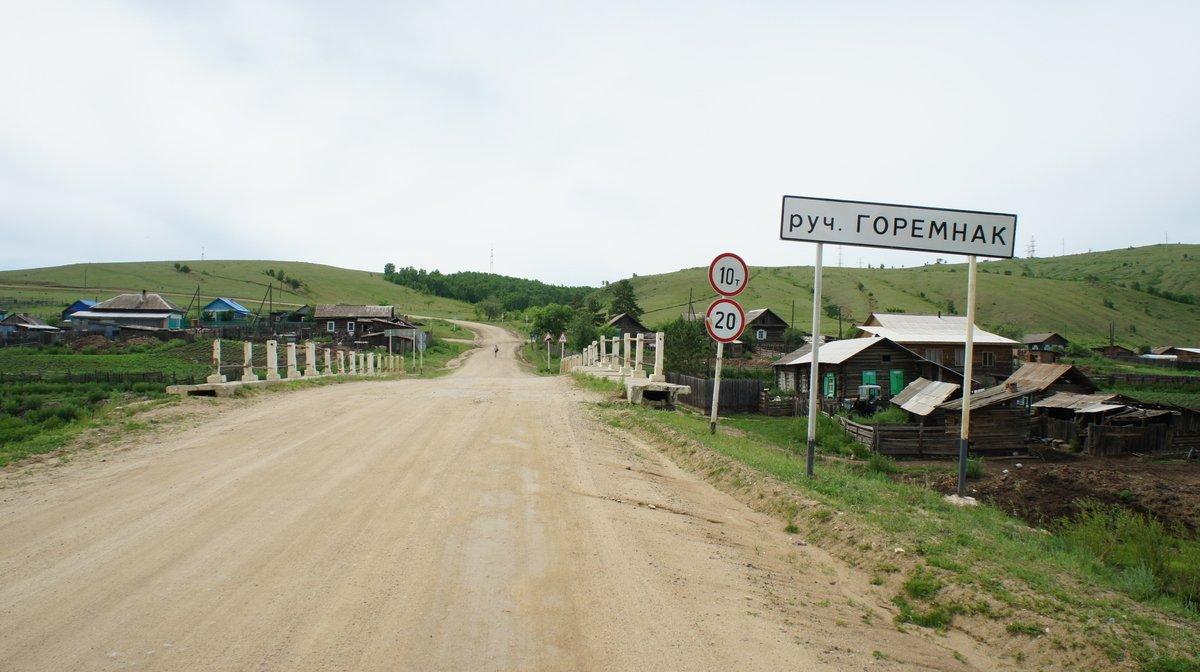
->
[{"left": 1, "top": 1, "right": 1197, "bottom": 283}]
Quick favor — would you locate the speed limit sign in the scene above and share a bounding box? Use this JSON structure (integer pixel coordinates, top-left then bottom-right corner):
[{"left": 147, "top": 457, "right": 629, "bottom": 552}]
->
[
  {"left": 705, "top": 298, "right": 746, "bottom": 343},
  {"left": 709, "top": 252, "right": 749, "bottom": 297}
]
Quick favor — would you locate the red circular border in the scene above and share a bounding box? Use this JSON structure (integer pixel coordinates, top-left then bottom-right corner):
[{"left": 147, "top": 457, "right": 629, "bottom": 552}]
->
[
  {"left": 708, "top": 252, "right": 750, "bottom": 297},
  {"left": 705, "top": 298, "right": 747, "bottom": 343}
]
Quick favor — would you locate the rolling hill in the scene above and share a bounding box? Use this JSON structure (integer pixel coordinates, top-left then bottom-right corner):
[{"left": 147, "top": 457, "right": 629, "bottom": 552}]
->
[
  {"left": 625, "top": 244, "right": 1200, "bottom": 348},
  {"left": 0, "top": 260, "right": 474, "bottom": 320}
]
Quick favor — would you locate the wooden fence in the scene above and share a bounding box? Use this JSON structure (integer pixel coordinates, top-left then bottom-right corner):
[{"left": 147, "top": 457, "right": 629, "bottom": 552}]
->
[
  {"left": 0, "top": 371, "right": 190, "bottom": 385},
  {"left": 665, "top": 372, "right": 764, "bottom": 413},
  {"left": 835, "top": 416, "right": 962, "bottom": 456},
  {"left": 1086, "top": 424, "right": 1169, "bottom": 456},
  {"left": 1095, "top": 372, "right": 1200, "bottom": 386}
]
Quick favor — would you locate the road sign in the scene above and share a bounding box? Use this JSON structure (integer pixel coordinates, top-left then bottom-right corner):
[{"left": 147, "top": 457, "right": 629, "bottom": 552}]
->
[
  {"left": 417, "top": 331, "right": 427, "bottom": 352},
  {"left": 708, "top": 252, "right": 749, "bottom": 296},
  {"left": 780, "top": 195, "right": 1017, "bottom": 258},
  {"left": 558, "top": 333, "right": 567, "bottom": 343},
  {"left": 705, "top": 298, "right": 746, "bottom": 343},
  {"left": 543, "top": 332, "right": 552, "bottom": 342}
]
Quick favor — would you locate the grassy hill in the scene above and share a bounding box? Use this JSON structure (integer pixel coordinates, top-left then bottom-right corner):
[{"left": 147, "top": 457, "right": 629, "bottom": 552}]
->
[
  {"left": 0, "top": 260, "right": 473, "bottom": 321},
  {"left": 627, "top": 244, "right": 1200, "bottom": 348}
]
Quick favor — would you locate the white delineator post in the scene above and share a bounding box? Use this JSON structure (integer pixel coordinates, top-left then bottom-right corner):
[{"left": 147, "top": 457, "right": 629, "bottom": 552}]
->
[
  {"left": 337, "top": 350, "right": 346, "bottom": 375},
  {"left": 349, "top": 351, "right": 357, "bottom": 375},
  {"left": 958, "top": 255, "right": 978, "bottom": 497},
  {"left": 367, "top": 353, "right": 375, "bottom": 375},
  {"left": 324, "top": 348, "right": 333, "bottom": 376},
  {"left": 709, "top": 340, "right": 724, "bottom": 434},
  {"left": 266, "top": 340, "right": 280, "bottom": 380},
  {"left": 805, "top": 242, "right": 824, "bottom": 478},
  {"left": 207, "top": 339, "right": 227, "bottom": 384},
  {"left": 304, "top": 341, "right": 318, "bottom": 376},
  {"left": 241, "top": 341, "right": 256, "bottom": 382},
  {"left": 622, "top": 334, "right": 632, "bottom": 375},
  {"left": 652, "top": 332, "right": 665, "bottom": 382},
  {"left": 286, "top": 343, "right": 299, "bottom": 379},
  {"left": 599, "top": 336, "right": 608, "bottom": 368},
  {"left": 634, "top": 333, "right": 646, "bottom": 378}
]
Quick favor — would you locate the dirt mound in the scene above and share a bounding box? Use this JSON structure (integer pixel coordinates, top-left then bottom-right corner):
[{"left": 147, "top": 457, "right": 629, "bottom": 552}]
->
[{"left": 918, "top": 455, "right": 1200, "bottom": 533}]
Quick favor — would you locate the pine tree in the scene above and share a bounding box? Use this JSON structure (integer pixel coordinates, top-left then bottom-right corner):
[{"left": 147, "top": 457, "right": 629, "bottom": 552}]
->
[{"left": 609, "top": 279, "right": 643, "bottom": 319}]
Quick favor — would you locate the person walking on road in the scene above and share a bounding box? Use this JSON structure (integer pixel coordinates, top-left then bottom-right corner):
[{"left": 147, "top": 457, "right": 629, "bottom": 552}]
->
[{"left": 494, "top": 345, "right": 499, "bottom": 357}]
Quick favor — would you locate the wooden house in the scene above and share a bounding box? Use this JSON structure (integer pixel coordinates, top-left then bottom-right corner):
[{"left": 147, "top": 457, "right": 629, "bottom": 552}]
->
[
  {"left": 0, "top": 313, "right": 59, "bottom": 335},
  {"left": 201, "top": 297, "right": 253, "bottom": 325},
  {"left": 604, "top": 313, "right": 653, "bottom": 339},
  {"left": 1152, "top": 346, "right": 1200, "bottom": 363},
  {"left": 854, "top": 313, "right": 1017, "bottom": 384},
  {"left": 772, "top": 336, "right": 965, "bottom": 402},
  {"left": 1019, "top": 332, "right": 1069, "bottom": 363},
  {"left": 744, "top": 308, "right": 789, "bottom": 352},
  {"left": 68, "top": 291, "right": 186, "bottom": 330},
  {"left": 315, "top": 304, "right": 395, "bottom": 337},
  {"left": 61, "top": 299, "right": 96, "bottom": 323},
  {"left": 1092, "top": 344, "right": 1136, "bottom": 358}
]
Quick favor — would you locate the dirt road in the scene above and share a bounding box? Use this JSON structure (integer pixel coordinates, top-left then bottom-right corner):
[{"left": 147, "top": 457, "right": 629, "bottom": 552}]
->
[{"left": 0, "top": 322, "right": 994, "bottom": 671}]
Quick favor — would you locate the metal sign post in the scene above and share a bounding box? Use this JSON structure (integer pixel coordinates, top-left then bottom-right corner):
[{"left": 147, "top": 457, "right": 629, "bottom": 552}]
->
[
  {"left": 805, "top": 243, "right": 823, "bottom": 478},
  {"left": 779, "top": 195, "right": 1015, "bottom": 486},
  {"left": 705, "top": 295, "right": 747, "bottom": 434}
]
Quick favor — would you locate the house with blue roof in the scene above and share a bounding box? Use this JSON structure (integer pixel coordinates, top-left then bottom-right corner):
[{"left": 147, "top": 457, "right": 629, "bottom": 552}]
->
[
  {"left": 62, "top": 299, "right": 97, "bottom": 322},
  {"left": 201, "top": 297, "right": 253, "bottom": 325}
]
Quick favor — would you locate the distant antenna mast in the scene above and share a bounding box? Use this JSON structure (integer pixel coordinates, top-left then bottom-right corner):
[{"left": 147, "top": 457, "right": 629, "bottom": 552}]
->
[
  {"left": 1025, "top": 236, "right": 1037, "bottom": 258},
  {"left": 489, "top": 244, "right": 494, "bottom": 274}
]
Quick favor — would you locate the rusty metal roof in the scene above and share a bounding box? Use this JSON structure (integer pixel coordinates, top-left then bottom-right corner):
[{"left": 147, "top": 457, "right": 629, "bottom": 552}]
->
[
  {"left": 890, "top": 377, "right": 960, "bottom": 416},
  {"left": 941, "top": 363, "right": 1096, "bottom": 411},
  {"left": 1032, "top": 391, "right": 1122, "bottom": 410}
]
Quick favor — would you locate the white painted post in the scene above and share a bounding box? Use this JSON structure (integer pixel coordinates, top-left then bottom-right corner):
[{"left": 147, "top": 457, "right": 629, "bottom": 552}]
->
[
  {"left": 337, "top": 350, "right": 346, "bottom": 374},
  {"left": 367, "top": 352, "right": 375, "bottom": 375},
  {"left": 304, "top": 341, "right": 318, "bottom": 376},
  {"left": 323, "top": 348, "right": 332, "bottom": 376},
  {"left": 266, "top": 340, "right": 280, "bottom": 380},
  {"left": 241, "top": 341, "right": 256, "bottom": 382},
  {"left": 622, "top": 333, "right": 632, "bottom": 375},
  {"left": 709, "top": 341, "right": 724, "bottom": 434},
  {"left": 634, "top": 333, "right": 646, "bottom": 378},
  {"left": 958, "top": 255, "right": 978, "bottom": 497},
  {"left": 599, "top": 336, "right": 607, "bottom": 367},
  {"left": 207, "top": 339, "right": 227, "bottom": 384},
  {"left": 805, "top": 242, "right": 824, "bottom": 478},
  {"left": 286, "top": 342, "right": 300, "bottom": 379},
  {"left": 652, "top": 332, "right": 665, "bottom": 382},
  {"left": 349, "top": 351, "right": 357, "bottom": 375}
]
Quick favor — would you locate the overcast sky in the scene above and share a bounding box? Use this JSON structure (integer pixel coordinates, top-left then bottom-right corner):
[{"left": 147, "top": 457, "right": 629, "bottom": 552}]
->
[{"left": 1, "top": 2, "right": 1197, "bottom": 285}]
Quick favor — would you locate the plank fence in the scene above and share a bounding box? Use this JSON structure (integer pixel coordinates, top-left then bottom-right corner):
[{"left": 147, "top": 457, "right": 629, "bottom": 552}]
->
[
  {"left": 0, "top": 371, "right": 192, "bottom": 385},
  {"left": 665, "top": 372, "right": 763, "bottom": 413}
]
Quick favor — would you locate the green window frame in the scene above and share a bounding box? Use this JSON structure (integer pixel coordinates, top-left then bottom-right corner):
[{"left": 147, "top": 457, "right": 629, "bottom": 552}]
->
[
  {"left": 889, "top": 370, "right": 905, "bottom": 394},
  {"left": 861, "top": 370, "right": 877, "bottom": 386},
  {"left": 823, "top": 372, "right": 837, "bottom": 398}
]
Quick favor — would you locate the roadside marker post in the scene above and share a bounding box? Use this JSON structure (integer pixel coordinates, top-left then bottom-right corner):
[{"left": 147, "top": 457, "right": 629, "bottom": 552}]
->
[
  {"left": 705, "top": 253, "right": 751, "bottom": 435},
  {"left": 780, "top": 195, "right": 1016, "bottom": 485},
  {"left": 559, "top": 332, "right": 567, "bottom": 363}
]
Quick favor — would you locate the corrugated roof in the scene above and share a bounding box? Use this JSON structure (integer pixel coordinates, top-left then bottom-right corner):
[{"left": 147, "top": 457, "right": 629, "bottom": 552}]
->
[
  {"left": 314, "top": 304, "right": 394, "bottom": 319},
  {"left": 857, "top": 313, "right": 1016, "bottom": 345},
  {"left": 1021, "top": 332, "right": 1062, "bottom": 344},
  {"left": 70, "top": 311, "right": 176, "bottom": 320},
  {"left": 941, "top": 362, "right": 1095, "bottom": 411},
  {"left": 1077, "top": 403, "right": 1127, "bottom": 414},
  {"left": 891, "top": 377, "right": 960, "bottom": 416},
  {"left": 93, "top": 292, "right": 184, "bottom": 312},
  {"left": 204, "top": 297, "right": 251, "bottom": 314},
  {"left": 774, "top": 337, "right": 879, "bottom": 366},
  {"left": 1032, "top": 391, "right": 1122, "bottom": 410}
]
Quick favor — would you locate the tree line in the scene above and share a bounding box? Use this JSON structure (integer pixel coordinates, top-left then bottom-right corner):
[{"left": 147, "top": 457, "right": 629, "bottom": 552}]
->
[{"left": 383, "top": 264, "right": 592, "bottom": 312}]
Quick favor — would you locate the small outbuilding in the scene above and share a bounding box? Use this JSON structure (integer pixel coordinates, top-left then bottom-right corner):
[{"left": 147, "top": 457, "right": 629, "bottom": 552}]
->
[
  {"left": 61, "top": 299, "right": 97, "bottom": 322},
  {"left": 1092, "top": 344, "right": 1136, "bottom": 359},
  {"left": 201, "top": 297, "right": 253, "bottom": 325},
  {"left": 1151, "top": 346, "right": 1200, "bottom": 363},
  {"left": 604, "top": 313, "right": 654, "bottom": 339}
]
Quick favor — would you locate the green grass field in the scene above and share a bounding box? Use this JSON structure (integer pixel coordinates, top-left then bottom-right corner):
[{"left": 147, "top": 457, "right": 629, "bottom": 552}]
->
[
  {"left": 628, "top": 244, "right": 1200, "bottom": 347},
  {"left": 0, "top": 259, "right": 474, "bottom": 322}
]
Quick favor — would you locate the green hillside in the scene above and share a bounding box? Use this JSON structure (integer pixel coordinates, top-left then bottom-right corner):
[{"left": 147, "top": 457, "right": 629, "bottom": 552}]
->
[
  {"left": 627, "top": 244, "right": 1200, "bottom": 348},
  {"left": 0, "top": 260, "right": 473, "bottom": 321}
]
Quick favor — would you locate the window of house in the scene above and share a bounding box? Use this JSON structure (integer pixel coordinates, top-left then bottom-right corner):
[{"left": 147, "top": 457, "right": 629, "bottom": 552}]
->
[
  {"left": 954, "top": 348, "right": 965, "bottom": 366},
  {"left": 347, "top": 321, "right": 355, "bottom": 333},
  {"left": 881, "top": 354, "right": 892, "bottom": 362},
  {"left": 823, "top": 372, "right": 837, "bottom": 398},
  {"left": 925, "top": 348, "right": 941, "bottom": 364},
  {"left": 889, "top": 370, "right": 905, "bottom": 394},
  {"left": 861, "top": 370, "right": 877, "bottom": 386},
  {"left": 756, "top": 329, "right": 766, "bottom": 341},
  {"left": 327, "top": 321, "right": 336, "bottom": 332},
  {"left": 982, "top": 351, "right": 995, "bottom": 366}
]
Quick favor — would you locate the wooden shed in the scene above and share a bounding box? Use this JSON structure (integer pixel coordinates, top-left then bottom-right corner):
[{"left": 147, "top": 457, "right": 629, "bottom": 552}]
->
[{"left": 604, "top": 313, "right": 653, "bottom": 339}]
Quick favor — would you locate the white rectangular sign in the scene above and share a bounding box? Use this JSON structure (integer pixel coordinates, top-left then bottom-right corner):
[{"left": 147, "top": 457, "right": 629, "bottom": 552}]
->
[{"left": 780, "top": 195, "right": 1017, "bottom": 258}]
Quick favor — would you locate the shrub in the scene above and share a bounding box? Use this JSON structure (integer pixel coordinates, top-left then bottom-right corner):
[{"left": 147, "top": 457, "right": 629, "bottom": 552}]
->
[
  {"left": 867, "top": 453, "right": 898, "bottom": 474},
  {"left": 966, "top": 456, "right": 984, "bottom": 478},
  {"left": 903, "top": 567, "right": 944, "bottom": 600}
]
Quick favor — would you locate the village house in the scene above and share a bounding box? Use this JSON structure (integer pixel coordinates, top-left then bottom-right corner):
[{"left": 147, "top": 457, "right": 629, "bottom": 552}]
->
[
  {"left": 743, "top": 308, "right": 789, "bottom": 352},
  {"left": 270, "top": 305, "right": 312, "bottom": 323},
  {"left": 772, "top": 336, "right": 966, "bottom": 403},
  {"left": 0, "top": 313, "right": 60, "bottom": 337},
  {"left": 854, "top": 312, "right": 1017, "bottom": 384},
  {"left": 315, "top": 304, "right": 396, "bottom": 337},
  {"left": 357, "top": 316, "right": 421, "bottom": 352},
  {"left": 60, "top": 299, "right": 96, "bottom": 323},
  {"left": 604, "top": 313, "right": 654, "bottom": 339},
  {"left": 1092, "top": 344, "right": 1136, "bottom": 359},
  {"left": 1019, "top": 332, "right": 1069, "bottom": 363},
  {"left": 201, "top": 297, "right": 253, "bottom": 325},
  {"left": 68, "top": 291, "right": 186, "bottom": 330},
  {"left": 1151, "top": 346, "right": 1200, "bottom": 363}
]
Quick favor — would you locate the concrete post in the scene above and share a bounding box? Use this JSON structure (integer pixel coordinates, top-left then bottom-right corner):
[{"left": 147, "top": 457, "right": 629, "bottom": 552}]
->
[
  {"left": 349, "top": 351, "right": 357, "bottom": 375},
  {"left": 207, "top": 339, "right": 227, "bottom": 384},
  {"left": 286, "top": 343, "right": 300, "bottom": 378},
  {"left": 323, "top": 348, "right": 333, "bottom": 376},
  {"left": 621, "top": 333, "right": 632, "bottom": 375},
  {"left": 241, "top": 341, "right": 256, "bottom": 382},
  {"left": 599, "top": 337, "right": 607, "bottom": 366},
  {"left": 337, "top": 350, "right": 346, "bottom": 375},
  {"left": 634, "top": 333, "right": 646, "bottom": 378},
  {"left": 304, "top": 341, "right": 318, "bottom": 376},
  {"left": 266, "top": 340, "right": 281, "bottom": 380},
  {"left": 652, "top": 331, "right": 665, "bottom": 382},
  {"left": 367, "top": 352, "right": 375, "bottom": 375}
]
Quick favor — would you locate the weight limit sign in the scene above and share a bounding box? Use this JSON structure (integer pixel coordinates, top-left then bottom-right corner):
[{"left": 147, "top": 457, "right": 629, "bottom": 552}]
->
[{"left": 708, "top": 252, "right": 749, "bottom": 297}]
